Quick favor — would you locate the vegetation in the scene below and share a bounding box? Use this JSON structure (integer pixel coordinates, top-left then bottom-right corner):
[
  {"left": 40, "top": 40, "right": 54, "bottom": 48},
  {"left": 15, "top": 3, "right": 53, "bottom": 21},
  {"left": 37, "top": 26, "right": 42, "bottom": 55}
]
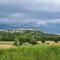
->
[
  {"left": 0, "top": 32, "right": 15, "bottom": 41},
  {"left": 0, "top": 30, "right": 60, "bottom": 45},
  {"left": 0, "top": 45, "right": 60, "bottom": 60},
  {"left": 0, "top": 30, "right": 60, "bottom": 60}
]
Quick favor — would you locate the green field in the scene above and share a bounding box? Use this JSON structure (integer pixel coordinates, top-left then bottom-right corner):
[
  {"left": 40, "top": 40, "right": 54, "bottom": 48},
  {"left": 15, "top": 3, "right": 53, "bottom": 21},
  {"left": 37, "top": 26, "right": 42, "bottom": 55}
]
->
[{"left": 0, "top": 45, "right": 60, "bottom": 60}]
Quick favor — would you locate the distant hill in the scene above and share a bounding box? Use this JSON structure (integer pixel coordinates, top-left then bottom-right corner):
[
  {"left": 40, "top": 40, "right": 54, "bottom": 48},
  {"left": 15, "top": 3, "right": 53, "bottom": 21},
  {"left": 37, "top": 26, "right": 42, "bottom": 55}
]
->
[{"left": 0, "top": 29, "right": 60, "bottom": 43}]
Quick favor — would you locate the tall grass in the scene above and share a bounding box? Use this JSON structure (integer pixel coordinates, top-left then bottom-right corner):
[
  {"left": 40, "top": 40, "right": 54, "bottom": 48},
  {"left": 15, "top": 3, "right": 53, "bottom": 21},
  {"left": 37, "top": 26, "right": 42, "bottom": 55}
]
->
[{"left": 0, "top": 45, "right": 60, "bottom": 60}]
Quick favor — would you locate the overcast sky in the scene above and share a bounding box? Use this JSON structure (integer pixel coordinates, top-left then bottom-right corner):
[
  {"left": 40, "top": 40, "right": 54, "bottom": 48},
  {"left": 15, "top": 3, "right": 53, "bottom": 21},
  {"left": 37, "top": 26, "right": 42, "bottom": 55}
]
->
[{"left": 0, "top": 0, "right": 60, "bottom": 34}]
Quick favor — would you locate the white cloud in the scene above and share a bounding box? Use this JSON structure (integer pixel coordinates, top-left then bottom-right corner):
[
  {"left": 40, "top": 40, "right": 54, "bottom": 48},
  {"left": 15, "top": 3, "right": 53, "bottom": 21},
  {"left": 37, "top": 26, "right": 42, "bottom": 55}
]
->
[
  {"left": 0, "top": 0, "right": 60, "bottom": 25},
  {"left": 36, "top": 19, "right": 60, "bottom": 26},
  {"left": 1, "top": 0, "right": 60, "bottom": 4},
  {"left": 19, "top": 0, "right": 60, "bottom": 12},
  {"left": 0, "top": 0, "right": 60, "bottom": 12},
  {"left": 0, "top": 12, "right": 60, "bottom": 25},
  {"left": 0, "top": 17, "right": 60, "bottom": 26},
  {"left": 9, "top": 13, "right": 24, "bottom": 18}
]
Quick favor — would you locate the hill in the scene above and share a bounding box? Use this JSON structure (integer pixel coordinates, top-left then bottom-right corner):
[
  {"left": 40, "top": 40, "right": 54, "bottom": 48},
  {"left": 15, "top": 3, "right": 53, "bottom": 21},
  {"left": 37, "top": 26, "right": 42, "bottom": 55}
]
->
[{"left": 0, "top": 29, "right": 60, "bottom": 45}]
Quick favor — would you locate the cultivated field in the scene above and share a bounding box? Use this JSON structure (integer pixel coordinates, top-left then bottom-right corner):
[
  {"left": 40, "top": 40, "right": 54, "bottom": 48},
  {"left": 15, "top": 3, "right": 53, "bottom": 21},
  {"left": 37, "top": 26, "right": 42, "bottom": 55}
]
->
[
  {"left": 0, "top": 41, "right": 60, "bottom": 60},
  {"left": 0, "top": 41, "right": 60, "bottom": 48},
  {"left": 0, "top": 41, "right": 16, "bottom": 48},
  {"left": 0, "top": 45, "right": 60, "bottom": 60}
]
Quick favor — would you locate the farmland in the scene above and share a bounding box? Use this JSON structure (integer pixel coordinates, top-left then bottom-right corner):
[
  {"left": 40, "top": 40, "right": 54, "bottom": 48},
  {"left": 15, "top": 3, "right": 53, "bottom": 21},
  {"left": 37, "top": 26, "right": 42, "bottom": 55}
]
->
[
  {"left": 0, "top": 30, "right": 60, "bottom": 60},
  {"left": 0, "top": 29, "right": 60, "bottom": 48},
  {"left": 0, "top": 45, "right": 60, "bottom": 60}
]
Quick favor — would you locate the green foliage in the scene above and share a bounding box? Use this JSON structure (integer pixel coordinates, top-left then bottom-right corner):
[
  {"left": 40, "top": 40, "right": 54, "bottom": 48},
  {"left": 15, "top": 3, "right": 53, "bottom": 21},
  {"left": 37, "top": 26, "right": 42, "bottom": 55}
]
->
[
  {"left": 29, "top": 39, "right": 37, "bottom": 45},
  {"left": 0, "top": 32, "right": 15, "bottom": 41},
  {"left": 0, "top": 45, "right": 60, "bottom": 60},
  {"left": 14, "top": 36, "right": 19, "bottom": 47},
  {"left": 19, "top": 36, "right": 26, "bottom": 45},
  {"left": 0, "top": 30, "right": 60, "bottom": 44}
]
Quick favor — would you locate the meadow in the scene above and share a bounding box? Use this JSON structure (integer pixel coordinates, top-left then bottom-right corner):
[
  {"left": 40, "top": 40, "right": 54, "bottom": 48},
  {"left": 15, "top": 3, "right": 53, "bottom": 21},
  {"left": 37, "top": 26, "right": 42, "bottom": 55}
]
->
[{"left": 0, "top": 45, "right": 60, "bottom": 60}]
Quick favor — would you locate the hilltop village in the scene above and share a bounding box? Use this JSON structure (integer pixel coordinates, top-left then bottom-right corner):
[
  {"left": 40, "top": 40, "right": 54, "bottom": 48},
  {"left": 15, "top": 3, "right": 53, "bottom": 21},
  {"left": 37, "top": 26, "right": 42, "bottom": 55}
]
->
[{"left": 0, "top": 29, "right": 33, "bottom": 33}]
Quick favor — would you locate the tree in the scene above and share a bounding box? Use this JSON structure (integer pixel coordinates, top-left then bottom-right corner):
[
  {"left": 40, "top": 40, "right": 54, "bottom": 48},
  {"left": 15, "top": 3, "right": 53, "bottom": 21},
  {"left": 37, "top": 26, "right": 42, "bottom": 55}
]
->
[
  {"left": 14, "top": 36, "right": 19, "bottom": 47},
  {"left": 28, "top": 36, "right": 37, "bottom": 45},
  {"left": 19, "top": 36, "right": 26, "bottom": 45}
]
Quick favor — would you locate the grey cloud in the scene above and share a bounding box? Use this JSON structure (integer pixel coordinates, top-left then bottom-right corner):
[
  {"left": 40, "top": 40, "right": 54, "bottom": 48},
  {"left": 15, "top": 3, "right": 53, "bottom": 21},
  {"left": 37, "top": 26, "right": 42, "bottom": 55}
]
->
[
  {"left": 0, "top": 0, "right": 60, "bottom": 24},
  {"left": 0, "top": 0, "right": 60, "bottom": 12}
]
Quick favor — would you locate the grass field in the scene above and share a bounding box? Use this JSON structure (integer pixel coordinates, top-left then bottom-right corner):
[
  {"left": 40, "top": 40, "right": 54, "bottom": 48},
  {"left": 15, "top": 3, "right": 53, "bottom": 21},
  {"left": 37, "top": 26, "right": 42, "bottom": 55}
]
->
[{"left": 0, "top": 45, "right": 60, "bottom": 60}]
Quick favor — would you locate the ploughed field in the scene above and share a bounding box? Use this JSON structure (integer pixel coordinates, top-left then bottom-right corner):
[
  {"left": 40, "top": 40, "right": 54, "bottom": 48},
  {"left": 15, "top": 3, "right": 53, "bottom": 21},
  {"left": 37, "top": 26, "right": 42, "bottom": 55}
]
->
[{"left": 0, "top": 45, "right": 60, "bottom": 60}]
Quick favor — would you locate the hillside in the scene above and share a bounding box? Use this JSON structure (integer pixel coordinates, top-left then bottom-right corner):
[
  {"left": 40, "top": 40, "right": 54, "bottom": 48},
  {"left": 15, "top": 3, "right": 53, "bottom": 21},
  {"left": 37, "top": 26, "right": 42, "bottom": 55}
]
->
[{"left": 0, "top": 29, "right": 60, "bottom": 44}]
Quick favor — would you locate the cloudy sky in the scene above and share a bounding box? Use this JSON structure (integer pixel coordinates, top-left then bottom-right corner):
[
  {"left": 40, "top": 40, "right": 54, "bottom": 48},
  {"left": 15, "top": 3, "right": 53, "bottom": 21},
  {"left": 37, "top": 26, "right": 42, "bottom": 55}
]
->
[{"left": 0, "top": 0, "right": 60, "bottom": 34}]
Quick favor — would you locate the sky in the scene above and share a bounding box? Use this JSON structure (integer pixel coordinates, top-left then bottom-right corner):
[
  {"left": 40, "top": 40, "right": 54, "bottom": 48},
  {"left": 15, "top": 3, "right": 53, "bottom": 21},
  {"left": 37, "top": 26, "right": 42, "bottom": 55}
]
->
[{"left": 0, "top": 0, "right": 60, "bottom": 34}]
